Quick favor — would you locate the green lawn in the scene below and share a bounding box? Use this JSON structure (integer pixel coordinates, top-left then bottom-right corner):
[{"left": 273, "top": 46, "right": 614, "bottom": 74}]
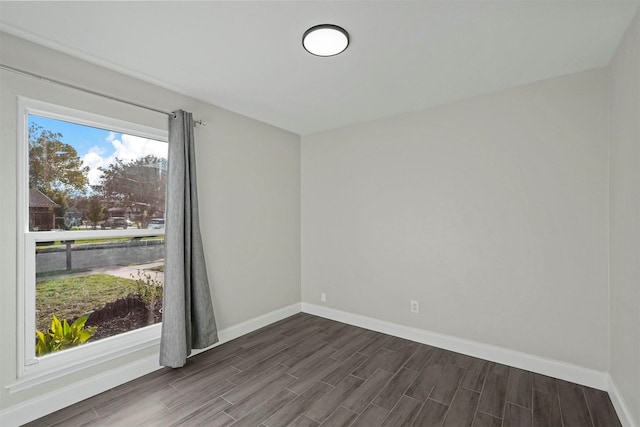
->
[{"left": 36, "top": 274, "right": 138, "bottom": 332}]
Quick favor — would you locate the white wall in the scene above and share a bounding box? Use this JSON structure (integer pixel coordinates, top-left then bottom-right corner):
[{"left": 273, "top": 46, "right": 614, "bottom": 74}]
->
[
  {"left": 609, "top": 9, "right": 640, "bottom": 425},
  {"left": 302, "top": 68, "right": 610, "bottom": 371},
  {"left": 0, "top": 33, "right": 300, "bottom": 410},
  {"left": 3, "top": 16, "right": 637, "bottom": 424}
]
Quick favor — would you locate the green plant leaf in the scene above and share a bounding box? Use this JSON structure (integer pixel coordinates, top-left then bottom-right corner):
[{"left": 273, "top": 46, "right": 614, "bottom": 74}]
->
[
  {"left": 70, "top": 314, "right": 89, "bottom": 330},
  {"left": 77, "top": 330, "right": 92, "bottom": 343},
  {"left": 35, "top": 314, "right": 97, "bottom": 356},
  {"left": 51, "top": 315, "right": 62, "bottom": 334},
  {"left": 35, "top": 330, "right": 47, "bottom": 357}
]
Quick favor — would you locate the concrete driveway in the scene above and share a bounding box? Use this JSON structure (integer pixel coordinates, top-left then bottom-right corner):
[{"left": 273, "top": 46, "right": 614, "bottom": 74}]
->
[
  {"left": 36, "top": 260, "right": 164, "bottom": 284},
  {"left": 89, "top": 261, "right": 164, "bottom": 283}
]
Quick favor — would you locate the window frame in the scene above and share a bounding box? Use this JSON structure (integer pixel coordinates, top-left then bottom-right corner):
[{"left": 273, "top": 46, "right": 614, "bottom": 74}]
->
[{"left": 12, "top": 97, "right": 168, "bottom": 392}]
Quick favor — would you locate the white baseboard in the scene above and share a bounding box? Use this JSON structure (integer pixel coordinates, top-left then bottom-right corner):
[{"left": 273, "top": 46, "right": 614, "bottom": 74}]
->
[
  {"left": 301, "top": 303, "right": 609, "bottom": 390},
  {"left": 608, "top": 374, "right": 639, "bottom": 427},
  {"left": 0, "top": 302, "right": 301, "bottom": 427},
  {"left": 191, "top": 303, "right": 302, "bottom": 358},
  {"left": 301, "top": 304, "right": 639, "bottom": 426},
  {"left": 4, "top": 302, "right": 632, "bottom": 427},
  {"left": 1, "top": 354, "right": 162, "bottom": 427}
]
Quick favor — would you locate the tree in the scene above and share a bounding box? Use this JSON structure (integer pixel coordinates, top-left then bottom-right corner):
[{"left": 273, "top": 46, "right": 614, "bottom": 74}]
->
[
  {"left": 29, "top": 123, "right": 89, "bottom": 211},
  {"left": 86, "top": 196, "right": 105, "bottom": 229},
  {"left": 99, "top": 155, "right": 166, "bottom": 222}
]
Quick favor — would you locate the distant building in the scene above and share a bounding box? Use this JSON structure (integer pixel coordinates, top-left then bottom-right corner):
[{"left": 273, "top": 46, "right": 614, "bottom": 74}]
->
[{"left": 29, "top": 188, "right": 59, "bottom": 231}]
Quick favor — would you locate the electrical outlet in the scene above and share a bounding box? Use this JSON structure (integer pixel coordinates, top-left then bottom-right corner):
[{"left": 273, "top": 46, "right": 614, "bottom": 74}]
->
[
  {"left": 321, "top": 292, "right": 327, "bottom": 302},
  {"left": 410, "top": 300, "right": 419, "bottom": 314}
]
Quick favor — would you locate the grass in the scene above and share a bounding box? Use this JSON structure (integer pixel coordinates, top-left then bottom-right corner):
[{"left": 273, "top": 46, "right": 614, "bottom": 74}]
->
[
  {"left": 36, "top": 268, "right": 92, "bottom": 279},
  {"left": 36, "top": 274, "right": 138, "bottom": 332},
  {"left": 148, "top": 265, "right": 164, "bottom": 272}
]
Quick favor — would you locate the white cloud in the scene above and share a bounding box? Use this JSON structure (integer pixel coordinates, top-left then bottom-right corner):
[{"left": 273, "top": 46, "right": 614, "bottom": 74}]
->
[
  {"left": 82, "top": 148, "right": 109, "bottom": 186},
  {"left": 112, "top": 134, "right": 168, "bottom": 163},
  {"left": 81, "top": 133, "right": 167, "bottom": 186}
]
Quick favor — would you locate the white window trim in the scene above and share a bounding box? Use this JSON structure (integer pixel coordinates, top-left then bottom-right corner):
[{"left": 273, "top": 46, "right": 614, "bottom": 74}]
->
[{"left": 10, "top": 97, "right": 168, "bottom": 393}]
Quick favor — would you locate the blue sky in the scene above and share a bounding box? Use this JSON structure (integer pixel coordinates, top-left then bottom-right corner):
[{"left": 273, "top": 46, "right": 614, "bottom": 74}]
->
[
  {"left": 30, "top": 115, "right": 117, "bottom": 159},
  {"left": 29, "top": 114, "right": 167, "bottom": 185}
]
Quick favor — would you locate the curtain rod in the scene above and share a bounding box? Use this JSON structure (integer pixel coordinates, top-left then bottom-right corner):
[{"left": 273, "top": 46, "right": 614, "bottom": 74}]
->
[{"left": 0, "top": 63, "right": 206, "bottom": 126}]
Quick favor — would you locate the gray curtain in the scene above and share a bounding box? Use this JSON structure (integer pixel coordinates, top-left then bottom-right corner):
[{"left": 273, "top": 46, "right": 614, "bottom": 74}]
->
[{"left": 160, "top": 110, "right": 218, "bottom": 368}]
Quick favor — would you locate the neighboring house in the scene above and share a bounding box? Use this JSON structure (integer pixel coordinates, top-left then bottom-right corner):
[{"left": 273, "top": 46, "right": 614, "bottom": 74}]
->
[{"left": 29, "top": 188, "right": 59, "bottom": 231}]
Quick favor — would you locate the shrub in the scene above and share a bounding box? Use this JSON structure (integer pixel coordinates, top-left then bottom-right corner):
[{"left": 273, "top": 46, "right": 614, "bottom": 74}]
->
[
  {"left": 35, "top": 314, "right": 97, "bottom": 356},
  {"left": 131, "top": 270, "right": 163, "bottom": 324}
]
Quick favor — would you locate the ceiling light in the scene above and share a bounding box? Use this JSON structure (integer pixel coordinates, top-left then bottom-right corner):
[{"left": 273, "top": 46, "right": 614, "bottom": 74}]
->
[{"left": 303, "top": 24, "right": 349, "bottom": 57}]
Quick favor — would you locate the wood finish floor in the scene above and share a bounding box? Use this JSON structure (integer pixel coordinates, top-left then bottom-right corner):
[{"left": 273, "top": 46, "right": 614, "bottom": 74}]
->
[{"left": 26, "top": 313, "right": 621, "bottom": 427}]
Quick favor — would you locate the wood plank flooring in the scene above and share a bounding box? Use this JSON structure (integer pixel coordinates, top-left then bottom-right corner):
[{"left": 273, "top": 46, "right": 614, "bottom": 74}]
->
[{"left": 25, "top": 313, "right": 621, "bottom": 427}]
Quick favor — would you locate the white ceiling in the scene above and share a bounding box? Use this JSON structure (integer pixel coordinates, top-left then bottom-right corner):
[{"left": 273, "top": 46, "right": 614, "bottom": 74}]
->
[{"left": 1, "top": 1, "right": 638, "bottom": 135}]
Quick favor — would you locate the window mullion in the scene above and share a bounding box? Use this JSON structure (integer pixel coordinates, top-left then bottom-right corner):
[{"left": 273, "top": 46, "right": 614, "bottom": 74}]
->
[{"left": 23, "top": 234, "right": 37, "bottom": 371}]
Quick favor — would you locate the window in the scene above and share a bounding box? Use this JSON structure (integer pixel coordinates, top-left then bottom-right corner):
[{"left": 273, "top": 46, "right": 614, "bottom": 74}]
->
[{"left": 14, "top": 98, "right": 168, "bottom": 389}]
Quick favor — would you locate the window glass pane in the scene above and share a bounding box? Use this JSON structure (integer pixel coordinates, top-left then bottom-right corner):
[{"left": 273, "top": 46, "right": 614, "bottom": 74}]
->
[
  {"left": 35, "top": 237, "right": 164, "bottom": 356},
  {"left": 28, "top": 114, "right": 167, "bottom": 231}
]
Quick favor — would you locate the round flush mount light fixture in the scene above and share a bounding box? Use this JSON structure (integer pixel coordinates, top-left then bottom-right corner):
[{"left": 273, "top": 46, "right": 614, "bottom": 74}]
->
[{"left": 303, "top": 24, "right": 349, "bottom": 57}]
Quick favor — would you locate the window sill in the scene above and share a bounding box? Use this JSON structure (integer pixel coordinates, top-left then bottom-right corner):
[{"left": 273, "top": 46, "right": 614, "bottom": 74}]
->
[{"left": 7, "top": 323, "right": 161, "bottom": 393}]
